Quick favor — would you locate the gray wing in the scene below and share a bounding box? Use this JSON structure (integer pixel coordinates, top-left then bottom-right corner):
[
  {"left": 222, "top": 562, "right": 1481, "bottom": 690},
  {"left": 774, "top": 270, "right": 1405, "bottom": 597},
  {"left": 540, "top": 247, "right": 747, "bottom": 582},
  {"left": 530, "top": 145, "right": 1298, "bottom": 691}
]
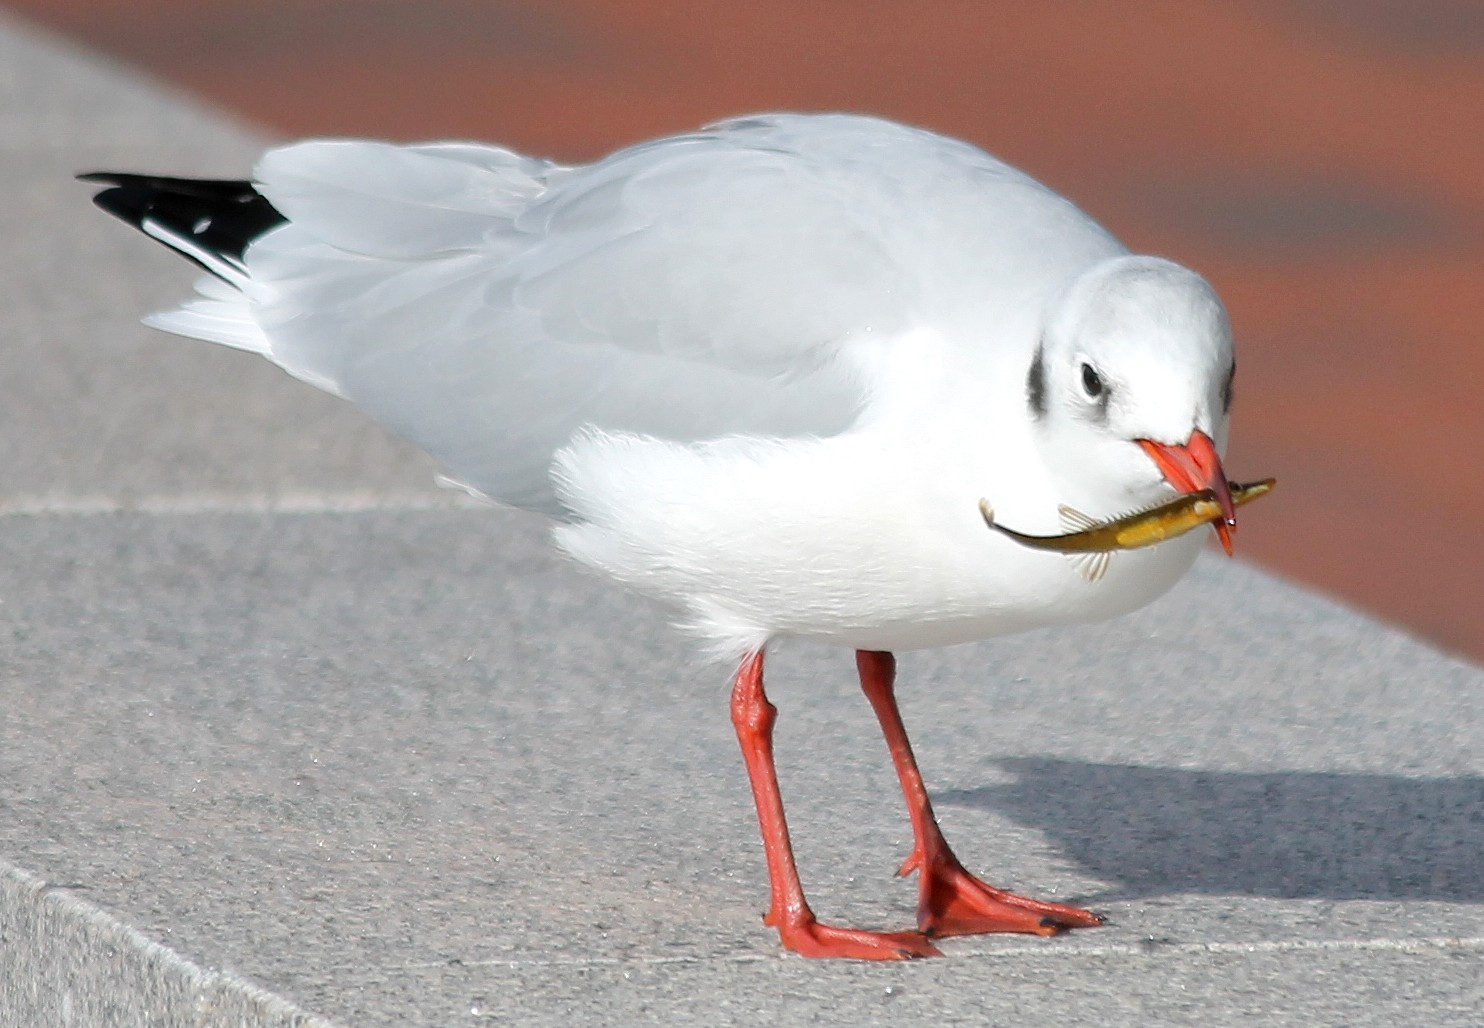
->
[{"left": 180, "top": 115, "right": 1088, "bottom": 514}]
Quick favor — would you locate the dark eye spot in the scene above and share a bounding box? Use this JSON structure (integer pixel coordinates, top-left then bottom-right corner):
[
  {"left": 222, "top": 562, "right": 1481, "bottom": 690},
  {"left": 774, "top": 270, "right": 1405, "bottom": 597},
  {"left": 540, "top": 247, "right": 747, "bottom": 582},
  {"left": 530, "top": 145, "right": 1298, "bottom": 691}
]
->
[
  {"left": 1026, "top": 342, "right": 1046, "bottom": 419},
  {"left": 1080, "top": 362, "right": 1104, "bottom": 398},
  {"left": 1221, "top": 362, "right": 1235, "bottom": 412}
]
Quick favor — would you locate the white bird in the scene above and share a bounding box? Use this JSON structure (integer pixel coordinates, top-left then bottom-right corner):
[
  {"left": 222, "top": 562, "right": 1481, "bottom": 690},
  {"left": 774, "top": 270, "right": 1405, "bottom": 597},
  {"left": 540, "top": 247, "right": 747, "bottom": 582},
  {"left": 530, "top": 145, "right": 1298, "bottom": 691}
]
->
[{"left": 84, "top": 113, "right": 1239, "bottom": 960}]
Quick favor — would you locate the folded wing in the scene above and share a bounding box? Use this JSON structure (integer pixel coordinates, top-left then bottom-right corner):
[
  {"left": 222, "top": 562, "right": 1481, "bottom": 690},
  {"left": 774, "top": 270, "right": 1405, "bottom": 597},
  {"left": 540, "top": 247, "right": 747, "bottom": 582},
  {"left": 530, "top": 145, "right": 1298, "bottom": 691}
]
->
[{"left": 214, "top": 117, "right": 952, "bottom": 513}]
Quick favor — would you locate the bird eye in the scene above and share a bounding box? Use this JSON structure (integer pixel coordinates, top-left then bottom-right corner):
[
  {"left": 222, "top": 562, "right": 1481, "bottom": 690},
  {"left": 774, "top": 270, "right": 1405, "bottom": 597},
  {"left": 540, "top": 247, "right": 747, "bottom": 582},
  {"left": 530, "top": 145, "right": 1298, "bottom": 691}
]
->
[{"left": 1080, "top": 362, "right": 1104, "bottom": 398}]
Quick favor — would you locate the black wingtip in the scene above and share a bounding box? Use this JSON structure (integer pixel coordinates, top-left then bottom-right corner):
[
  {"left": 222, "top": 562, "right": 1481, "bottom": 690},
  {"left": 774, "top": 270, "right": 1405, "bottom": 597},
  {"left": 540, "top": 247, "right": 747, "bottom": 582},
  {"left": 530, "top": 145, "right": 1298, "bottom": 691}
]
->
[
  {"left": 80, "top": 172, "right": 155, "bottom": 229},
  {"left": 79, "top": 171, "right": 286, "bottom": 264}
]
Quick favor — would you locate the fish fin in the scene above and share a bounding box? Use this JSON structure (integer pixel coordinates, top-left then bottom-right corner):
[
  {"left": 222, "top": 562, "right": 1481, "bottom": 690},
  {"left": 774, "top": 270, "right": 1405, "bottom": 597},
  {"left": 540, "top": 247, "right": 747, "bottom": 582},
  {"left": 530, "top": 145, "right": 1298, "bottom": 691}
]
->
[
  {"left": 1056, "top": 506, "right": 1114, "bottom": 581},
  {"left": 1058, "top": 504, "right": 1100, "bottom": 532},
  {"left": 1068, "top": 550, "right": 1113, "bottom": 583}
]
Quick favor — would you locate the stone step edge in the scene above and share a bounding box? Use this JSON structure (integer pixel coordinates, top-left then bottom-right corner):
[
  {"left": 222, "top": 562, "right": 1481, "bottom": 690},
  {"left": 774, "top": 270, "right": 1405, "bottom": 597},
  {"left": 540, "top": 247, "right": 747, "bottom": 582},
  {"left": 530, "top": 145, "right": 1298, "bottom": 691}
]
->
[{"left": 1, "top": 861, "right": 339, "bottom": 1028}]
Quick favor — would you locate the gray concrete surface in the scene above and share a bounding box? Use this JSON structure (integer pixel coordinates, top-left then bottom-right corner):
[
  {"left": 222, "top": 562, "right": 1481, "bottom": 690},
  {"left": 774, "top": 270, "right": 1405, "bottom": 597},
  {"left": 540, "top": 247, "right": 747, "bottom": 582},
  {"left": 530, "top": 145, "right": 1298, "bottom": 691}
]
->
[{"left": 2, "top": 11, "right": 1481, "bottom": 1026}]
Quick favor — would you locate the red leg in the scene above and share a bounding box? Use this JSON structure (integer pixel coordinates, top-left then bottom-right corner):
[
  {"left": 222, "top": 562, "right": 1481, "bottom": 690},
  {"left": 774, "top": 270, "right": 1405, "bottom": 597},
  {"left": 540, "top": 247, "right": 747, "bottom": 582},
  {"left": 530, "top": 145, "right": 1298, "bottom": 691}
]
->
[
  {"left": 856, "top": 650, "right": 1104, "bottom": 938},
  {"left": 730, "top": 650, "right": 941, "bottom": 960}
]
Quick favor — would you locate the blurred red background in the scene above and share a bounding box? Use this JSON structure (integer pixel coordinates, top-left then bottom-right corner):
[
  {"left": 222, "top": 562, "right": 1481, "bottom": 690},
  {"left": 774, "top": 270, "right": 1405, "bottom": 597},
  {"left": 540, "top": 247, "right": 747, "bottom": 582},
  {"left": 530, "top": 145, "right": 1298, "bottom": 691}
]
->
[{"left": 14, "top": 1, "right": 1482, "bottom": 662}]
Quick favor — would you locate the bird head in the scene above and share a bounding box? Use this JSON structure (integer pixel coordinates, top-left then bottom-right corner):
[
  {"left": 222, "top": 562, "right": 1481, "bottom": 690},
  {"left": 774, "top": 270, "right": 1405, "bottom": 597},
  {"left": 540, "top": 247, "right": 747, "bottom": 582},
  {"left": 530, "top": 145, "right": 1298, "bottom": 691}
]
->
[{"left": 1028, "top": 255, "right": 1238, "bottom": 552}]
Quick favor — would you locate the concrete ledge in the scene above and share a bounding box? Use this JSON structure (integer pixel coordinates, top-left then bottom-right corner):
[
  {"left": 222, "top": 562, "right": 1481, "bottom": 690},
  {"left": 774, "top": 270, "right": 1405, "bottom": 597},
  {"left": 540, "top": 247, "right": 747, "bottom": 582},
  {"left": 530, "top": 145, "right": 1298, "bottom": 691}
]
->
[{"left": 2, "top": 864, "right": 334, "bottom": 1028}]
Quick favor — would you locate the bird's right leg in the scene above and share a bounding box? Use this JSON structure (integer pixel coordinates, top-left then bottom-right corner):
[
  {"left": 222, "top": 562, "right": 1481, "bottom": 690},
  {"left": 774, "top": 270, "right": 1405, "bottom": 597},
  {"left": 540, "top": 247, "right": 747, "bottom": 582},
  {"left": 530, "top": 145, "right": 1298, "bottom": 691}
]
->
[{"left": 730, "top": 649, "right": 941, "bottom": 960}]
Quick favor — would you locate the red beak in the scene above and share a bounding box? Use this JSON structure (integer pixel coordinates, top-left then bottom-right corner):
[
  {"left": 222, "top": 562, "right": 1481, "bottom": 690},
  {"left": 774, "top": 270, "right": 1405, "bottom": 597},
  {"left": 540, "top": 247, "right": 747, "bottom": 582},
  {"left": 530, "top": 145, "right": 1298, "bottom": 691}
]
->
[{"left": 1136, "top": 430, "right": 1237, "bottom": 556}]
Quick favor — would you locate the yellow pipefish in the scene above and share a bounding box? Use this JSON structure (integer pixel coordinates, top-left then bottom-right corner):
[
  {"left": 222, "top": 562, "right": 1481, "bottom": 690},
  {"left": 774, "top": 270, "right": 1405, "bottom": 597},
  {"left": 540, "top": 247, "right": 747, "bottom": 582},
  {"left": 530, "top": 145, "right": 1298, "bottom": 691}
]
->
[{"left": 978, "top": 478, "right": 1275, "bottom": 583}]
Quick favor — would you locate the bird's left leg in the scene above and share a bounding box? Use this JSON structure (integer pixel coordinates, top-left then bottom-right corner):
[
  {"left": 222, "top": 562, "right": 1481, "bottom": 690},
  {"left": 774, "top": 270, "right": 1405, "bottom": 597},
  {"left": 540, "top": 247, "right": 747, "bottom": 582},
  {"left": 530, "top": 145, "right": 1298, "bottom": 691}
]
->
[{"left": 855, "top": 649, "right": 1104, "bottom": 938}]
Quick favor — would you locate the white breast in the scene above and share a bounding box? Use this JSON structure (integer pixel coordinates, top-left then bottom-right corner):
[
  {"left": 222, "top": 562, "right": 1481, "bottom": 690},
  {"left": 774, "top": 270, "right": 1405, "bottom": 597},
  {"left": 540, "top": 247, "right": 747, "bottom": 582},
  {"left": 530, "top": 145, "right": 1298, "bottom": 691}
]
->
[{"left": 551, "top": 413, "right": 1203, "bottom": 661}]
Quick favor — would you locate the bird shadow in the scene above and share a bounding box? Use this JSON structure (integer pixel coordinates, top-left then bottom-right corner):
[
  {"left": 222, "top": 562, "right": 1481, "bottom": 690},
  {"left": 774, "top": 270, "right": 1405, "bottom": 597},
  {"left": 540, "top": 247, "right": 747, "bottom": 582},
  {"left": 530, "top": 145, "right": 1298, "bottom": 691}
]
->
[{"left": 936, "top": 758, "right": 1484, "bottom": 904}]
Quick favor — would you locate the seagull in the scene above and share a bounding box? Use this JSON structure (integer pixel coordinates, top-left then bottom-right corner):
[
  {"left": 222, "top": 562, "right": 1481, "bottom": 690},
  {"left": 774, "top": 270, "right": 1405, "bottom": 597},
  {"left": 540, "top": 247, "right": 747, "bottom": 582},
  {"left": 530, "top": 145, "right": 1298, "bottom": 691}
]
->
[{"left": 83, "top": 113, "right": 1239, "bottom": 960}]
